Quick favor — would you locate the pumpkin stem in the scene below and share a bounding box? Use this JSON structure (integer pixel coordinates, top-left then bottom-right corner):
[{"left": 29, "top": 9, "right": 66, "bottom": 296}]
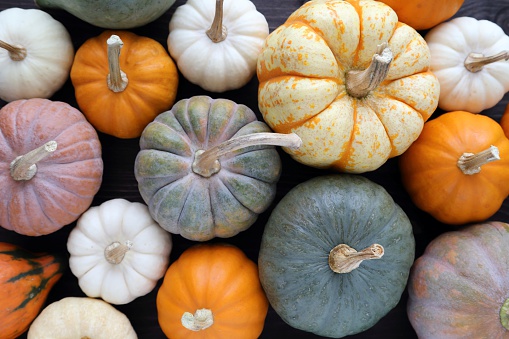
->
[
  {"left": 500, "top": 298, "right": 509, "bottom": 330},
  {"left": 182, "top": 308, "right": 214, "bottom": 331},
  {"left": 457, "top": 145, "right": 500, "bottom": 175},
  {"left": 107, "top": 35, "right": 128, "bottom": 92},
  {"left": 346, "top": 42, "right": 393, "bottom": 98},
  {"left": 192, "top": 132, "right": 302, "bottom": 177},
  {"left": 464, "top": 51, "right": 509, "bottom": 73},
  {"left": 10, "top": 140, "right": 57, "bottom": 181},
  {"left": 104, "top": 240, "right": 133, "bottom": 264},
  {"left": 0, "top": 39, "right": 27, "bottom": 61},
  {"left": 206, "top": 0, "right": 227, "bottom": 43},
  {"left": 328, "top": 243, "right": 384, "bottom": 274}
]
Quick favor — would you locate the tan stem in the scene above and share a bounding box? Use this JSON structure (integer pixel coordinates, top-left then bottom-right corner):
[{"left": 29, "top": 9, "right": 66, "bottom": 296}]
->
[
  {"left": 107, "top": 35, "right": 128, "bottom": 92},
  {"left": 104, "top": 240, "right": 132, "bottom": 264},
  {"left": 10, "top": 141, "right": 57, "bottom": 181},
  {"left": 181, "top": 309, "right": 214, "bottom": 331},
  {"left": 192, "top": 132, "right": 302, "bottom": 177},
  {"left": 329, "top": 244, "right": 384, "bottom": 274},
  {"left": 464, "top": 51, "right": 509, "bottom": 73},
  {"left": 0, "top": 39, "right": 27, "bottom": 61},
  {"left": 457, "top": 145, "right": 500, "bottom": 175},
  {"left": 346, "top": 42, "right": 393, "bottom": 98},
  {"left": 206, "top": 0, "right": 227, "bottom": 42}
]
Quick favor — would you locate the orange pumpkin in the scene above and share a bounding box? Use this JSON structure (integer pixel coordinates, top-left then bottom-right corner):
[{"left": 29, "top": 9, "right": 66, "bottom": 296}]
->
[
  {"left": 156, "top": 243, "right": 269, "bottom": 339},
  {"left": 501, "top": 102, "right": 509, "bottom": 139},
  {"left": 70, "top": 30, "right": 179, "bottom": 139},
  {"left": 379, "top": 0, "right": 464, "bottom": 30},
  {"left": 399, "top": 111, "right": 509, "bottom": 225}
]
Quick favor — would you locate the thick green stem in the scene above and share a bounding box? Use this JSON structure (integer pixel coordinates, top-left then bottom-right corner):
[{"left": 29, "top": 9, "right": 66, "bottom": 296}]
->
[
  {"left": 500, "top": 298, "right": 509, "bottom": 330},
  {"left": 10, "top": 141, "right": 57, "bottom": 181},
  {"left": 206, "top": 0, "right": 227, "bottom": 42},
  {"left": 464, "top": 51, "right": 509, "bottom": 73},
  {"left": 0, "top": 40, "right": 27, "bottom": 61},
  {"left": 107, "top": 35, "right": 128, "bottom": 92},
  {"left": 329, "top": 243, "right": 384, "bottom": 274},
  {"left": 457, "top": 145, "right": 500, "bottom": 175}
]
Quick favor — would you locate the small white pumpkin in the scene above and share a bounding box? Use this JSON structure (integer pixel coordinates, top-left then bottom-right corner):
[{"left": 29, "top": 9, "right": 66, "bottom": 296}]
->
[
  {"left": 0, "top": 8, "right": 74, "bottom": 102},
  {"left": 67, "top": 198, "right": 172, "bottom": 305},
  {"left": 425, "top": 16, "right": 509, "bottom": 113},
  {"left": 27, "top": 297, "right": 137, "bottom": 339},
  {"left": 168, "top": 0, "right": 269, "bottom": 92}
]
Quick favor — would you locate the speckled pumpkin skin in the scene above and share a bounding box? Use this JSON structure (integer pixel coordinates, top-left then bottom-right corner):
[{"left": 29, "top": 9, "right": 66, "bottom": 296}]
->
[
  {"left": 258, "top": 174, "right": 415, "bottom": 338},
  {"left": 134, "top": 96, "right": 282, "bottom": 241}
]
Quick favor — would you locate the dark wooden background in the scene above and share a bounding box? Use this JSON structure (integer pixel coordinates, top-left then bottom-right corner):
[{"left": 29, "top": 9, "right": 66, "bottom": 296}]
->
[{"left": 1, "top": 0, "right": 508, "bottom": 338}]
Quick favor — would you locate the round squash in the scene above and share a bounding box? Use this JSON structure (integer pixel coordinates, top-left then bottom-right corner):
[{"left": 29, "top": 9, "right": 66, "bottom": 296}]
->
[
  {"left": 257, "top": 0, "right": 440, "bottom": 173},
  {"left": 500, "top": 102, "right": 509, "bottom": 139},
  {"left": 134, "top": 95, "right": 301, "bottom": 241},
  {"left": 399, "top": 110, "right": 509, "bottom": 225},
  {"left": 258, "top": 174, "right": 415, "bottom": 338},
  {"left": 0, "top": 98, "right": 103, "bottom": 236},
  {"left": 156, "top": 243, "right": 269, "bottom": 339},
  {"left": 407, "top": 221, "right": 509, "bottom": 338},
  {"left": 70, "top": 30, "right": 179, "bottom": 139}
]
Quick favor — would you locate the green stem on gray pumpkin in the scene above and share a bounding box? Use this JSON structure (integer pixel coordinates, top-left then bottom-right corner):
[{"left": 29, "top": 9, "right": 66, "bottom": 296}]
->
[
  {"left": 346, "top": 42, "right": 393, "bottom": 98},
  {"left": 104, "top": 240, "right": 133, "bottom": 265},
  {"left": 192, "top": 132, "right": 302, "bottom": 178},
  {"left": 107, "top": 35, "right": 128, "bottom": 92},
  {"left": 10, "top": 140, "right": 57, "bottom": 181},
  {"left": 181, "top": 308, "right": 214, "bottom": 331},
  {"left": 457, "top": 145, "right": 500, "bottom": 175},
  {"left": 328, "top": 243, "right": 384, "bottom": 274},
  {"left": 500, "top": 298, "right": 509, "bottom": 330},
  {"left": 206, "top": 0, "right": 227, "bottom": 43},
  {"left": 0, "top": 39, "right": 27, "bottom": 61},
  {"left": 464, "top": 51, "right": 509, "bottom": 73}
]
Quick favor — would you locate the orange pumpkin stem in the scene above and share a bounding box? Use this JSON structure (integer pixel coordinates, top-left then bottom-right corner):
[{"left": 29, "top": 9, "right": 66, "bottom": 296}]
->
[
  {"left": 10, "top": 140, "right": 57, "bottom": 181},
  {"left": 104, "top": 240, "right": 133, "bottom": 264},
  {"left": 192, "top": 132, "right": 302, "bottom": 177},
  {"left": 0, "top": 39, "right": 27, "bottom": 61},
  {"left": 328, "top": 243, "right": 384, "bottom": 274},
  {"left": 346, "top": 42, "right": 393, "bottom": 98},
  {"left": 206, "top": 0, "right": 227, "bottom": 43},
  {"left": 464, "top": 51, "right": 509, "bottom": 73},
  {"left": 107, "top": 35, "right": 128, "bottom": 92},
  {"left": 181, "top": 308, "right": 214, "bottom": 331},
  {"left": 457, "top": 145, "right": 500, "bottom": 175}
]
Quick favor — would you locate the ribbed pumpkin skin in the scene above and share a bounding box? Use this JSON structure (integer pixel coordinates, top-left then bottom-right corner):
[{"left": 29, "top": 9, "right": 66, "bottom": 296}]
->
[
  {"left": 156, "top": 243, "right": 269, "bottom": 339},
  {"left": 0, "top": 242, "right": 64, "bottom": 339},
  {"left": 0, "top": 98, "right": 103, "bottom": 236},
  {"left": 407, "top": 222, "right": 509, "bottom": 338},
  {"left": 258, "top": 174, "right": 415, "bottom": 338},
  {"left": 134, "top": 96, "right": 281, "bottom": 241}
]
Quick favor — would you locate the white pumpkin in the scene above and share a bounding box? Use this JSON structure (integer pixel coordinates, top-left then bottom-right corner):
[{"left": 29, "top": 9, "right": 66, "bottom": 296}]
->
[
  {"left": 168, "top": 0, "right": 269, "bottom": 92},
  {"left": 67, "top": 198, "right": 172, "bottom": 305},
  {"left": 0, "top": 8, "right": 74, "bottom": 102},
  {"left": 425, "top": 16, "right": 509, "bottom": 113}
]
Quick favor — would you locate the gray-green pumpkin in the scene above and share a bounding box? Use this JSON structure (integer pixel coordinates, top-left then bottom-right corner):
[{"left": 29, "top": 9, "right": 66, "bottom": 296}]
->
[
  {"left": 134, "top": 96, "right": 301, "bottom": 241},
  {"left": 258, "top": 174, "right": 415, "bottom": 338}
]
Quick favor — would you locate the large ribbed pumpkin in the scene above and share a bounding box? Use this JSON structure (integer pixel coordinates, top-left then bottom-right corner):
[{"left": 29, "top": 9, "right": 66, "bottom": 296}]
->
[
  {"left": 258, "top": 174, "right": 415, "bottom": 338},
  {"left": 0, "top": 98, "right": 103, "bottom": 236}
]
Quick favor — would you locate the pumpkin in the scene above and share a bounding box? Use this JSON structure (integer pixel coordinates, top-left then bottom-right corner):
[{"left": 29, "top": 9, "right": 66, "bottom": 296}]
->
[
  {"left": 500, "top": 102, "right": 509, "bottom": 139},
  {"left": 168, "top": 0, "right": 269, "bottom": 92},
  {"left": 0, "top": 98, "right": 103, "bottom": 236},
  {"left": 258, "top": 174, "right": 415, "bottom": 338},
  {"left": 0, "top": 7, "right": 74, "bottom": 102},
  {"left": 425, "top": 17, "right": 509, "bottom": 113},
  {"left": 399, "top": 110, "right": 509, "bottom": 225},
  {"left": 70, "top": 30, "right": 179, "bottom": 139},
  {"left": 257, "top": 0, "right": 440, "bottom": 173},
  {"left": 0, "top": 242, "right": 64, "bottom": 339},
  {"left": 156, "top": 243, "right": 269, "bottom": 339},
  {"left": 27, "top": 297, "right": 137, "bottom": 338},
  {"left": 407, "top": 221, "right": 509, "bottom": 338},
  {"left": 67, "top": 198, "right": 172, "bottom": 305},
  {"left": 134, "top": 95, "right": 301, "bottom": 241},
  {"left": 378, "top": 0, "right": 464, "bottom": 30}
]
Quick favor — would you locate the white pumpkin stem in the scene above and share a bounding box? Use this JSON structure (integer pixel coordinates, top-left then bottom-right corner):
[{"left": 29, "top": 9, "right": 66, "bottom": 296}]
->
[
  {"left": 104, "top": 240, "right": 133, "bottom": 264},
  {"left": 328, "top": 243, "right": 384, "bottom": 274},
  {"left": 464, "top": 51, "right": 509, "bottom": 73},
  {"left": 346, "top": 42, "right": 393, "bottom": 98},
  {"left": 10, "top": 141, "right": 57, "bottom": 181},
  {"left": 457, "top": 145, "right": 500, "bottom": 175},
  {"left": 192, "top": 132, "right": 302, "bottom": 178},
  {"left": 181, "top": 309, "right": 214, "bottom": 331},
  {"left": 107, "top": 35, "right": 128, "bottom": 92},
  {"left": 206, "top": 0, "right": 227, "bottom": 43},
  {"left": 0, "top": 39, "right": 27, "bottom": 61}
]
